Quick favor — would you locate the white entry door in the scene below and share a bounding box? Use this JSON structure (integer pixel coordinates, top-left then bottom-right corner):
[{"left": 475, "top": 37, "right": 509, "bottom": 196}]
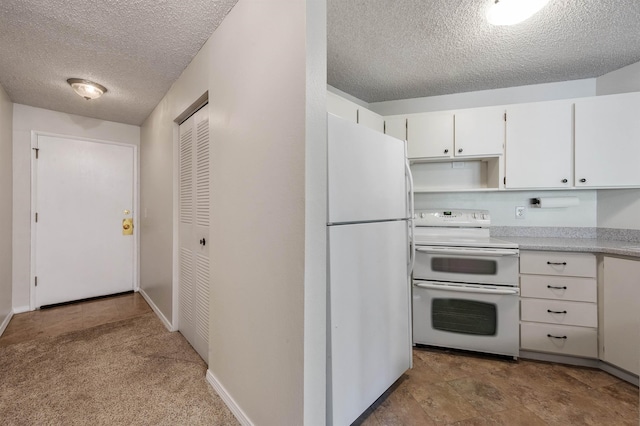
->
[
  {"left": 34, "top": 135, "right": 135, "bottom": 308},
  {"left": 178, "top": 105, "right": 210, "bottom": 361}
]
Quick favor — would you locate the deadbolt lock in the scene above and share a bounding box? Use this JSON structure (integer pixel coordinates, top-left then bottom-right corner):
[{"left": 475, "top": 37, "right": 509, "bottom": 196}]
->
[{"left": 122, "top": 218, "right": 134, "bottom": 235}]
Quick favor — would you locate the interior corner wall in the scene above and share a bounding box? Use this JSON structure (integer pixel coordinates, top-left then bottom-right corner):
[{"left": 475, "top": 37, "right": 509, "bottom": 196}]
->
[
  {"left": 11, "top": 104, "right": 140, "bottom": 311},
  {"left": 595, "top": 61, "right": 640, "bottom": 231},
  {"left": 304, "top": 0, "right": 328, "bottom": 424},
  {"left": 139, "top": 32, "right": 210, "bottom": 327},
  {"left": 206, "top": 1, "right": 308, "bottom": 424},
  {"left": 0, "top": 83, "right": 13, "bottom": 330}
]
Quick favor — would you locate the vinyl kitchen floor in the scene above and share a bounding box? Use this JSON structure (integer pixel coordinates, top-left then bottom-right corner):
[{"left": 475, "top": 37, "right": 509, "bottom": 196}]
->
[
  {"left": 357, "top": 347, "right": 639, "bottom": 426},
  {"left": 0, "top": 291, "right": 152, "bottom": 347}
]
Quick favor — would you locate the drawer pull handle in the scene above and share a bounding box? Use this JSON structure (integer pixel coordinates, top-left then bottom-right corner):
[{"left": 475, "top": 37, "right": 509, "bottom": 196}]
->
[
  {"left": 547, "top": 334, "right": 567, "bottom": 340},
  {"left": 546, "top": 261, "right": 567, "bottom": 265},
  {"left": 547, "top": 309, "right": 567, "bottom": 314},
  {"left": 547, "top": 285, "right": 567, "bottom": 290}
]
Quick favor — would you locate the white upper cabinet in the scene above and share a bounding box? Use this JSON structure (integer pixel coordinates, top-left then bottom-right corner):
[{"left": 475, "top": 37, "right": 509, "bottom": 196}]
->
[
  {"left": 327, "top": 91, "right": 358, "bottom": 123},
  {"left": 505, "top": 100, "right": 573, "bottom": 189},
  {"left": 406, "top": 112, "right": 454, "bottom": 159},
  {"left": 327, "top": 91, "right": 384, "bottom": 133},
  {"left": 575, "top": 92, "right": 640, "bottom": 188},
  {"left": 454, "top": 106, "right": 505, "bottom": 157},
  {"left": 358, "top": 107, "right": 385, "bottom": 134},
  {"left": 384, "top": 117, "right": 407, "bottom": 142}
]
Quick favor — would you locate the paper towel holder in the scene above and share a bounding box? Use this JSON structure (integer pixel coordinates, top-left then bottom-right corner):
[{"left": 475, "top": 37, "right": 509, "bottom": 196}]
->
[{"left": 530, "top": 197, "right": 580, "bottom": 208}]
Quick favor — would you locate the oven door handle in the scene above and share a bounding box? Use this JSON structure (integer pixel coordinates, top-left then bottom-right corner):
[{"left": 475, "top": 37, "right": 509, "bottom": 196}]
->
[
  {"left": 415, "top": 247, "right": 519, "bottom": 257},
  {"left": 414, "top": 282, "right": 520, "bottom": 295}
]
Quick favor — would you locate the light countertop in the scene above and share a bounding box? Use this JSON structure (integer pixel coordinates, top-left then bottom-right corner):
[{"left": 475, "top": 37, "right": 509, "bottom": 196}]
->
[{"left": 501, "top": 237, "right": 640, "bottom": 258}]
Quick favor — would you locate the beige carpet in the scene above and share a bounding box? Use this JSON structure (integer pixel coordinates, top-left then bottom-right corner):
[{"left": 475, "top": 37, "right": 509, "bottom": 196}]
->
[{"left": 0, "top": 313, "right": 239, "bottom": 425}]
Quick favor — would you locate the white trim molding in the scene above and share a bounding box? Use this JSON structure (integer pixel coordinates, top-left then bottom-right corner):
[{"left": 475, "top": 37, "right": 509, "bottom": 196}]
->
[
  {"left": 139, "top": 289, "right": 174, "bottom": 332},
  {"left": 206, "top": 370, "right": 254, "bottom": 426},
  {"left": 0, "top": 310, "right": 13, "bottom": 336},
  {"left": 12, "top": 305, "right": 30, "bottom": 314}
]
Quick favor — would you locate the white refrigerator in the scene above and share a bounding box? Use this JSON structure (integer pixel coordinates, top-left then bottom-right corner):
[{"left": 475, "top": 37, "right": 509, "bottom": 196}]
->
[{"left": 327, "top": 113, "right": 413, "bottom": 425}]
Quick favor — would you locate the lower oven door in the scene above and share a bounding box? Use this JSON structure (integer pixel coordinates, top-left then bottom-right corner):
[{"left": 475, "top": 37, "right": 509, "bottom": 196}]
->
[
  {"left": 413, "top": 280, "right": 520, "bottom": 357},
  {"left": 413, "top": 246, "right": 519, "bottom": 286}
]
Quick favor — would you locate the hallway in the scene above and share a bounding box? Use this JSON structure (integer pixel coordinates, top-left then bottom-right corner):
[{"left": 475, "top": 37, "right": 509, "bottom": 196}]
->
[{"left": 0, "top": 293, "right": 238, "bottom": 425}]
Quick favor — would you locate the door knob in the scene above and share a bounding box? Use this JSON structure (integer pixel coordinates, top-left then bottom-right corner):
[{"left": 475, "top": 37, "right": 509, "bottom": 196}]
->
[
  {"left": 199, "top": 238, "right": 206, "bottom": 246},
  {"left": 579, "top": 178, "right": 586, "bottom": 183},
  {"left": 444, "top": 149, "right": 449, "bottom": 154},
  {"left": 122, "top": 218, "right": 134, "bottom": 235},
  {"left": 561, "top": 179, "right": 568, "bottom": 183},
  {"left": 458, "top": 148, "right": 463, "bottom": 153}
]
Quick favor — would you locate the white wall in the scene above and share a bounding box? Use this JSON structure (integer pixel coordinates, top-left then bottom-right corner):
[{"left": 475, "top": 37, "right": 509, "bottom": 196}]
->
[
  {"left": 139, "top": 30, "right": 211, "bottom": 328},
  {"left": 140, "top": 1, "right": 326, "bottom": 424},
  {"left": 596, "top": 60, "right": 640, "bottom": 96},
  {"left": 0, "top": 83, "right": 13, "bottom": 332},
  {"left": 416, "top": 190, "right": 597, "bottom": 228},
  {"left": 12, "top": 104, "right": 140, "bottom": 311},
  {"left": 370, "top": 78, "right": 597, "bottom": 116},
  {"left": 597, "top": 190, "right": 640, "bottom": 231}
]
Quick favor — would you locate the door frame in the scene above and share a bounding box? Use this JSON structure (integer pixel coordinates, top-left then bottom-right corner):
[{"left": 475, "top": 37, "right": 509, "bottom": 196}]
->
[{"left": 29, "top": 131, "right": 140, "bottom": 310}]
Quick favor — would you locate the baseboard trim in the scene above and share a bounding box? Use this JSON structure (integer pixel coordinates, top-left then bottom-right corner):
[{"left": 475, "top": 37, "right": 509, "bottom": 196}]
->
[
  {"left": 0, "top": 310, "right": 13, "bottom": 337},
  {"left": 138, "top": 289, "right": 175, "bottom": 332},
  {"left": 206, "top": 370, "right": 254, "bottom": 426},
  {"left": 12, "top": 305, "right": 30, "bottom": 314},
  {"left": 519, "top": 350, "right": 639, "bottom": 386}
]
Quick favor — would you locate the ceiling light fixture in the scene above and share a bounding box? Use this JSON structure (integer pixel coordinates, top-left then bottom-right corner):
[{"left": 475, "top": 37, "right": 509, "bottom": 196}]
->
[
  {"left": 487, "top": 0, "right": 550, "bottom": 26},
  {"left": 67, "top": 78, "right": 107, "bottom": 100}
]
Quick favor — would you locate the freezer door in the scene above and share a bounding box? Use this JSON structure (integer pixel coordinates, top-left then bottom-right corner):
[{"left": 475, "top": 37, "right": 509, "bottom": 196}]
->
[
  {"left": 328, "top": 221, "right": 411, "bottom": 425},
  {"left": 328, "top": 113, "right": 407, "bottom": 223}
]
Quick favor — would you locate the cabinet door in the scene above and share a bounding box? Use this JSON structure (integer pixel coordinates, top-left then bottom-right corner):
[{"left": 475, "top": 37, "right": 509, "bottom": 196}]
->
[
  {"left": 385, "top": 117, "right": 407, "bottom": 142},
  {"left": 327, "top": 91, "right": 358, "bottom": 123},
  {"left": 575, "top": 92, "right": 640, "bottom": 187},
  {"left": 454, "top": 106, "right": 505, "bottom": 157},
  {"left": 358, "top": 107, "right": 384, "bottom": 133},
  {"left": 602, "top": 257, "right": 640, "bottom": 375},
  {"left": 406, "top": 112, "right": 454, "bottom": 159},
  {"left": 505, "top": 100, "right": 573, "bottom": 188}
]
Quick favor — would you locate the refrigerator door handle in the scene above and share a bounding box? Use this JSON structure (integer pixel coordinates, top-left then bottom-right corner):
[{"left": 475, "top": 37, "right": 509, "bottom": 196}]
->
[{"left": 404, "top": 143, "right": 415, "bottom": 277}]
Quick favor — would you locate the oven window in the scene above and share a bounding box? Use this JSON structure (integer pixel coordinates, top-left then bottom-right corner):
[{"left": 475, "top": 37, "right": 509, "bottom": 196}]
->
[
  {"left": 431, "top": 257, "right": 497, "bottom": 275},
  {"left": 431, "top": 298, "right": 497, "bottom": 336}
]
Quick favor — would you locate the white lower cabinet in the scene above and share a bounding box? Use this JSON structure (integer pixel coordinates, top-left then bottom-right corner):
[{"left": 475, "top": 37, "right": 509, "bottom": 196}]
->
[
  {"left": 519, "top": 251, "right": 598, "bottom": 358},
  {"left": 601, "top": 256, "right": 640, "bottom": 375}
]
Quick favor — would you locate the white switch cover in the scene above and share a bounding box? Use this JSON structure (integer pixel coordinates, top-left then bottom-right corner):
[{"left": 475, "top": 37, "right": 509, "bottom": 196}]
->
[{"left": 515, "top": 206, "right": 526, "bottom": 219}]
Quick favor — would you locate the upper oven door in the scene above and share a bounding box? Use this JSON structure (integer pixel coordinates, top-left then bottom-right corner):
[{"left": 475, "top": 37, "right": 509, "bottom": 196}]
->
[{"left": 413, "top": 246, "right": 519, "bottom": 286}]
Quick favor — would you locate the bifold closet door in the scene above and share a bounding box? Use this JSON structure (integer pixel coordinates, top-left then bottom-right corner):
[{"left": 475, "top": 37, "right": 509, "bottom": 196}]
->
[{"left": 178, "top": 104, "right": 210, "bottom": 361}]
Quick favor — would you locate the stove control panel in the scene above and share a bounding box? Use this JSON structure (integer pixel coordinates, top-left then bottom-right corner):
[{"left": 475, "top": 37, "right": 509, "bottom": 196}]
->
[{"left": 413, "top": 209, "right": 490, "bottom": 227}]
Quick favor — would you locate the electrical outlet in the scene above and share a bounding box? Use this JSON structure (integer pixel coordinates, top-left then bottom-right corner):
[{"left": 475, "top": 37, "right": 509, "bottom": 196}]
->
[{"left": 515, "top": 206, "right": 526, "bottom": 219}]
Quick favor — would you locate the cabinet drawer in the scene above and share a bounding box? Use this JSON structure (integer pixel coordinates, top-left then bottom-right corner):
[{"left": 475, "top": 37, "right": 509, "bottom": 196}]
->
[
  {"left": 520, "top": 322, "right": 597, "bottom": 358},
  {"left": 520, "top": 275, "right": 597, "bottom": 302},
  {"left": 521, "top": 299, "right": 597, "bottom": 327},
  {"left": 520, "top": 251, "right": 596, "bottom": 277}
]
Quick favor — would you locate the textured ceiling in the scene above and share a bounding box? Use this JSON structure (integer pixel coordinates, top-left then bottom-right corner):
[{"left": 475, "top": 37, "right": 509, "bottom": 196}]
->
[
  {"left": 328, "top": 0, "right": 640, "bottom": 103},
  {"left": 0, "top": 0, "right": 237, "bottom": 125}
]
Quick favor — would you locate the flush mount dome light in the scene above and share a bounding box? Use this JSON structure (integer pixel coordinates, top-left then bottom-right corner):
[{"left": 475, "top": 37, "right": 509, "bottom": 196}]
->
[
  {"left": 67, "top": 78, "right": 107, "bottom": 100},
  {"left": 487, "top": 0, "right": 550, "bottom": 26}
]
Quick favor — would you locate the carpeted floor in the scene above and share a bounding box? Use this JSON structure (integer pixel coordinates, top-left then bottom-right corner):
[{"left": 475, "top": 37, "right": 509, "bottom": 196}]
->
[{"left": 0, "top": 312, "right": 239, "bottom": 425}]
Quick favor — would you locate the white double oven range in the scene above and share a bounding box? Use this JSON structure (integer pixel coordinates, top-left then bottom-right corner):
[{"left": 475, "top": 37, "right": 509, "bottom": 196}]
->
[{"left": 411, "top": 209, "right": 520, "bottom": 358}]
